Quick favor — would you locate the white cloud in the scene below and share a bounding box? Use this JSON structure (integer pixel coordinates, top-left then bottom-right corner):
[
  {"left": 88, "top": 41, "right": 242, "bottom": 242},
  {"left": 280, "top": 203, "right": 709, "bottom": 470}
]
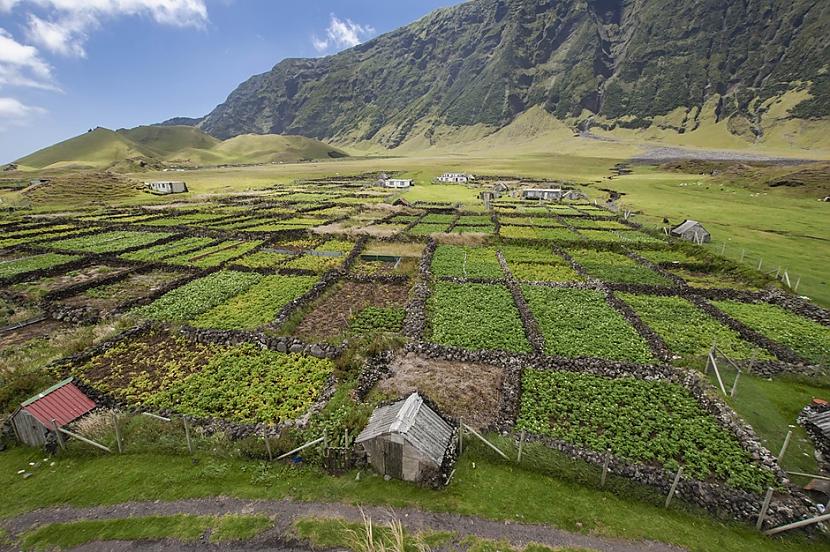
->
[
  {"left": 0, "top": 28, "right": 57, "bottom": 90},
  {"left": 312, "top": 14, "right": 375, "bottom": 53},
  {"left": 0, "top": 96, "right": 45, "bottom": 129},
  {"left": 7, "top": 0, "right": 209, "bottom": 58}
]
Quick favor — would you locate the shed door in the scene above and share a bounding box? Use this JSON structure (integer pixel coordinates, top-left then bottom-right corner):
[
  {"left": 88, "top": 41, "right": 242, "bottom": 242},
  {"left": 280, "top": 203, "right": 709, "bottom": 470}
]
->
[{"left": 383, "top": 440, "right": 403, "bottom": 479}]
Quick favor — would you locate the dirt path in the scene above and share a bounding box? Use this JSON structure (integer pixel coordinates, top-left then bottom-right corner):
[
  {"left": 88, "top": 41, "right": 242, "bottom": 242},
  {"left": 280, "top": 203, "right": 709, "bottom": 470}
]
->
[{"left": 2, "top": 497, "right": 685, "bottom": 552}]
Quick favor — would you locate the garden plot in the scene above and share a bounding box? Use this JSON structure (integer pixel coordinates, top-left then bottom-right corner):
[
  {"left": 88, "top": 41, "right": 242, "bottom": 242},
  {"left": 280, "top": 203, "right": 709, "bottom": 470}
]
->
[
  {"left": 10, "top": 264, "right": 129, "bottom": 300},
  {"left": 351, "top": 241, "right": 423, "bottom": 277},
  {"left": 191, "top": 274, "right": 318, "bottom": 330},
  {"left": 58, "top": 269, "right": 193, "bottom": 313},
  {"left": 636, "top": 248, "right": 703, "bottom": 266},
  {"left": 517, "top": 369, "right": 775, "bottom": 492},
  {"left": 568, "top": 249, "right": 672, "bottom": 286},
  {"left": 0, "top": 226, "right": 95, "bottom": 249},
  {"left": 523, "top": 287, "right": 653, "bottom": 363},
  {"left": 567, "top": 218, "right": 630, "bottom": 230},
  {"left": 0, "top": 319, "right": 69, "bottom": 350},
  {"left": 50, "top": 231, "right": 173, "bottom": 254},
  {"left": 119, "top": 237, "right": 217, "bottom": 263},
  {"left": 428, "top": 282, "right": 531, "bottom": 353},
  {"left": 499, "top": 226, "right": 581, "bottom": 241},
  {"left": 162, "top": 240, "right": 262, "bottom": 269},
  {"left": 0, "top": 297, "right": 41, "bottom": 328},
  {"left": 712, "top": 300, "right": 830, "bottom": 364},
  {"left": 619, "top": 294, "right": 773, "bottom": 361},
  {"left": 432, "top": 245, "right": 503, "bottom": 279},
  {"left": 137, "top": 212, "right": 231, "bottom": 227},
  {"left": 408, "top": 222, "right": 449, "bottom": 236},
  {"left": 134, "top": 270, "right": 263, "bottom": 322},
  {"left": 281, "top": 240, "right": 354, "bottom": 273},
  {"left": 0, "top": 252, "right": 81, "bottom": 280},
  {"left": 376, "top": 355, "right": 505, "bottom": 430},
  {"left": 292, "top": 281, "right": 409, "bottom": 342},
  {"left": 669, "top": 269, "right": 760, "bottom": 291},
  {"left": 501, "top": 245, "right": 582, "bottom": 283}
]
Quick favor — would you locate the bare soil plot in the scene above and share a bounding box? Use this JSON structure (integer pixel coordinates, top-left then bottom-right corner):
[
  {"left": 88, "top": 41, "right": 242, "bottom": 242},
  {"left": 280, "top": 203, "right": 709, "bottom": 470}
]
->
[
  {"left": 10, "top": 264, "right": 129, "bottom": 301},
  {"left": 0, "top": 319, "right": 69, "bottom": 350},
  {"left": 58, "top": 270, "right": 192, "bottom": 312},
  {"left": 376, "top": 354, "right": 505, "bottom": 430},
  {"left": 293, "top": 281, "right": 409, "bottom": 342},
  {"left": 0, "top": 298, "right": 42, "bottom": 328}
]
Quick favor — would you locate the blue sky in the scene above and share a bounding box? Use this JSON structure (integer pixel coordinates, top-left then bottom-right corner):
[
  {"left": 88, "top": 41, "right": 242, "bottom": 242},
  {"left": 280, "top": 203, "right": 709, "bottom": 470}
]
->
[{"left": 0, "top": 1, "right": 464, "bottom": 163}]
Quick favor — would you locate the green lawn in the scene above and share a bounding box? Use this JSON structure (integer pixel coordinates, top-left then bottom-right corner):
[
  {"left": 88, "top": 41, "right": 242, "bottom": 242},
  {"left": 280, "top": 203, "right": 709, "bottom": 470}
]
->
[
  {"left": 1, "top": 441, "right": 826, "bottom": 552},
  {"left": 19, "top": 514, "right": 271, "bottom": 550}
]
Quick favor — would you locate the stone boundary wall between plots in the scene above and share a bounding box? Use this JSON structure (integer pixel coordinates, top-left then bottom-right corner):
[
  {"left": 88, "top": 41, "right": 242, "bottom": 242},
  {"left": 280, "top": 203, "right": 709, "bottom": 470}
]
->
[
  {"left": 41, "top": 264, "right": 141, "bottom": 303},
  {"left": 436, "top": 275, "right": 507, "bottom": 285},
  {"left": 401, "top": 239, "right": 436, "bottom": 340},
  {"left": 604, "top": 291, "right": 674, "bottom": 362},
  {"left": 497, "top": 251, "right": 545, "bottom": 355},
  {"left": 798, "top": 403, "right": 830, "bottom": 465},
  {"left": 344, "top": 274, "right": 411, "bottom": 285},
  {"left": 625, "top": 250, "right": 688, "bottom": 286},
  {"left": 395, "top": 342, "right": 816, "bottom": 526},
  {"left": 111, "top": 267, "right": 205, "bottom": 314},
  {"left": 178, "top": 326, "right": 341, "bottom": 358}
]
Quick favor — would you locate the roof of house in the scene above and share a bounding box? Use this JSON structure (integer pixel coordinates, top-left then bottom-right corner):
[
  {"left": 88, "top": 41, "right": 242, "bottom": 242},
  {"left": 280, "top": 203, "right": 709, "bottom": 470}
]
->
[
  {"left": 20, "top": 378, "right": 96, "bottom": 427},
  {"left": 355, "top": 393, "right": 454, "bottom": 466},
  {"left": 805, "top": 408, "right": 830, "bottom": 440},
  {"left": 672, "top": 220, "right": 706, "bottom": 234},
  {"left": 523, "top": 188, "right": 563, "bottom": 193}
]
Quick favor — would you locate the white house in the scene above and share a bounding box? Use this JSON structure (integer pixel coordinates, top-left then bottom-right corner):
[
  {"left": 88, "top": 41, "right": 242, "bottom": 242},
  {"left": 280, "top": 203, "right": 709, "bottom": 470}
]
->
[
  {"left": 436, "top": 173, "right": 473, "bottom": 183},
  {"left": 382, "top": 179, "right": 413, "bottom": 189},
  {"left": 146, "top": 181, "right": 188, "bottom": 195},
  {"left": 521, "top": 188, "right": 563, "bottom": 201}
]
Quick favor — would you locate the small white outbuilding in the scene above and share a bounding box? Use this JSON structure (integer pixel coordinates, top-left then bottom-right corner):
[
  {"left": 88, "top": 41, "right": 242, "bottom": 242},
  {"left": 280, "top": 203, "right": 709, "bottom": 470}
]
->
[{"left": 355, "top": 393, "right": 454, "bottom": 483}]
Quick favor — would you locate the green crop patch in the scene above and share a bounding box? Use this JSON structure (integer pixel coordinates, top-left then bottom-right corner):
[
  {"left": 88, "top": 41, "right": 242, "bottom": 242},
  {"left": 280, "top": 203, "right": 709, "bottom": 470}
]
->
[
  {"left": 192, "top": 274, "right": 317, "bottom": 330},
  {"left": 147, "top": 345, "right": 334, "bottom": 423},
  {"left": 134, "top": 270, "right": 263, "bottom": 321},
  {"left": 163, "top": 240, "right": 262, "bottom": 269},
  {"left": 431, "top": 245, "right": 503, "bottom": 279},
  {"left": 712, "top": 300, "right": 830, "bottom": 364},
  {"left": 636, "top": 248, "right": 702, "bottom": 266},
  {"left": 408, "top": 223, "right": 448, "bottom": 235},
  {"left": 567, "top": 218, "right": 629, "bottom": 230},
  {"left": 452, "top": 225, "right": 495, "bottom": 234},
  {"left": 120, "top": 237, "right": 216, "bottom": 262},
  {"left": 348, "top": 306, "right": 406, "bottom": 335},
  {"left": 523, "top": 287, "right": 653, "bottom": 363},
  {"left": 500, "top": 226, "right": 580, "bottom": 241},
  {"left": 517, "top": 369, "right": 775, "bottom": 492},
  {"left": 619, "top": 294, "right": 773, "bottom": 361},
  {"left": 0, "top": 253, "right": 81, "bottom": 279},
  {"left": 509, "top": 262, "right": 582, "bottom": 282},
  {"left": 138, "top": 212, "right": 230, "bottom": 227},
  {"left": 428, "top": 282, "right": 531, "bottom": 353},
  {"left": 282, "top": 254, "right": 343, "bottom": 273},
  {"left": 569, "top": 249, "right": 671, "bottom": 286},
  {"left": 50, "top": 231, "right": 173, "bottom": 254},
  {"left": 230, "top": 250, "right": 292, "bottom": 269}
]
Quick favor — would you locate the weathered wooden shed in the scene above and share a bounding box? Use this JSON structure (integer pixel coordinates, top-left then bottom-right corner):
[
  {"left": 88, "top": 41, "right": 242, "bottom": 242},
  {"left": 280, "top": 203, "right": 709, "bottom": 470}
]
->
[
  {"left": 671, "top": 220, "right": 711, "bottom": 243},
  {"left": 10, "top": 378, "right": 96, "bottom": 447},
  {"left": 146, "top": 181, "right": 188, "bottom": 194},
  {"left": 355, "top": 393, "right": 454, "bottom": 483}
]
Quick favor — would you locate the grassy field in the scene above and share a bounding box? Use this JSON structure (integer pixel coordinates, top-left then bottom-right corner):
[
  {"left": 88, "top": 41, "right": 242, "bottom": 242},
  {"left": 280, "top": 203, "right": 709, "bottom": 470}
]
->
[{"left": 0, "top": 442, "right": 825, "bottom": 552}]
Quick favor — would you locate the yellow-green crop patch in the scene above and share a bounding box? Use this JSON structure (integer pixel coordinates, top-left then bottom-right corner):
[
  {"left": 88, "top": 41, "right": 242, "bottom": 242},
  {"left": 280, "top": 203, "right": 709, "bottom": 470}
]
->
[
  {"left": 50, "top": 231, "right": 172, "bottom": 254},
  {"left": 0, "top": 253, "right": 81, "bottom": 279}
]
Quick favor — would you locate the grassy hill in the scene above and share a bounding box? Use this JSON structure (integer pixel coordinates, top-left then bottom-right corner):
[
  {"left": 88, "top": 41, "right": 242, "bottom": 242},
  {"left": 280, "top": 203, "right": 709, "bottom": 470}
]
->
[{"left": 14, "top": 126, "right": 348, "bottom": 171}]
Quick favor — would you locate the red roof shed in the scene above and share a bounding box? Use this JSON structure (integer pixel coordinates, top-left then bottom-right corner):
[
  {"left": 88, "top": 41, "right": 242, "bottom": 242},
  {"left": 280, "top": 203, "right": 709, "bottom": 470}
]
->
[{"left": 11, "top": 378, "right": 96, "bottom": 447}]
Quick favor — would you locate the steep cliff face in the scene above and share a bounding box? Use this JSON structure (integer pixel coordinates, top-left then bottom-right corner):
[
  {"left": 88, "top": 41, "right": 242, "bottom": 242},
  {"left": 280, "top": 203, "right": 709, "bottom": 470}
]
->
[{"left": 196, "top": 0, "right": 830, "bottom": 146}]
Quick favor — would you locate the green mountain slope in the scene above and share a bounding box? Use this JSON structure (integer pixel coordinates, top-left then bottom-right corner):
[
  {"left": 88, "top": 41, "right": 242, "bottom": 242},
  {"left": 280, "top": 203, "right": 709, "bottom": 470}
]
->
[
  {"left": 15, "top": 126, "right": 347, "bottom": 171},
  {"left": 195, "top": 0, "right": 830, "bottom": 152}
]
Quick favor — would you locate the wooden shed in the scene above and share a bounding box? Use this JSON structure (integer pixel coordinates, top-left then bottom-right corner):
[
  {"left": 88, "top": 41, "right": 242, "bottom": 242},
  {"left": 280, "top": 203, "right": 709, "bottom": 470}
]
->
[
  {"left": 355, "top": 393, "right": 454, "bottom": 483},
  {"left": 671, "top": 219, "right": 711, "bottom": 244},
  {"left": 10, "top": 378, "right": 96, "bottom": 447}
]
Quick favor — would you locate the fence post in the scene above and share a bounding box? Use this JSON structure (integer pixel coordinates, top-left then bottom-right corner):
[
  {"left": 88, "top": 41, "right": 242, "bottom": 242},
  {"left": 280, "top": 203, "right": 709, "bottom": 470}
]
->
[
  {"left": 458, "top": 418, "right": 463, "bottom": 456},
  {"left": 758, "top": 258, "right": 763, "bottom": 271},
  {"left": 113, "top": 414, "right": 123, "bottom": 454},
  {"left": 51, "top": 419, "right": 65, "bottom": 451},
  {"left": 721, "top": 242, "right": 726, "bottom": 255},
  {"left": 517, "top": 429, "right": 525, "bottom": 463},
  {"left": 183, "top": 417, "right": 193, "bottom": 455},
  {"left": 794, "top": 276, "right": 801, "bottom": 292},
  {"left": 756, "top": 487, "right": 774, "bottom": 530},
  {"left": 740, "top": 249, "right": 745, "bottom": 262},
  {"left": 779, "top": 429, "right": 792, "bottom": 462},
  {"left": 730, "top": 370, "right": 741, "bottom": 398},
  {"left": 601, "top": 451, "right": 611, "bottom": 487},
  {"left": 263, "top": 428, "right": 273, "bottom": 461},
  {"left": 665, "top": 467, "right": 683, "bottom": 508}
]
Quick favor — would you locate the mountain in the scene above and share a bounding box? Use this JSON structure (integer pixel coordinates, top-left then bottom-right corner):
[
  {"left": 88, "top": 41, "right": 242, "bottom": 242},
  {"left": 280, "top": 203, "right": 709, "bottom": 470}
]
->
[
  {"left": 194, "top": 0, "right": 830, "bottom": 151},
  {"left": 15, "top": 126, "right": 348, "bottom": 171}
]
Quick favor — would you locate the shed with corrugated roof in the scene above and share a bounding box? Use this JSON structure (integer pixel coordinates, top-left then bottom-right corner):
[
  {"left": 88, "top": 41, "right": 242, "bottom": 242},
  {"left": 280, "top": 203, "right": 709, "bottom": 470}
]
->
[
  {"left": 9, "top": 378, "right": 96, "bottom": 447},
  {"left": 355, "top": 393, "right": 453, "bottom": 483}
]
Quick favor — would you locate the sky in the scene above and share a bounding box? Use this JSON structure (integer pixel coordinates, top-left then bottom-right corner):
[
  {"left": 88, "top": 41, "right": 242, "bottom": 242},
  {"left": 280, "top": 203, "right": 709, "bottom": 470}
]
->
[{"left": 0, "top": 0, "right": 464, "bottom": 163}]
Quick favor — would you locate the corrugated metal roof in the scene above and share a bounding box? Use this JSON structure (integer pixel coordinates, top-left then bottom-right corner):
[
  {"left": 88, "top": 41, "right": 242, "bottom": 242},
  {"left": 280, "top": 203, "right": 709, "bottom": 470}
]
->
[
  {"left": 22, "top": 378, "right": 96, "bottom": 427},
  {"left": 806, "top": 410, "right": 830, "bottom": 439},
  {"left": 672, "top": 220, "right": 703, "bottom": 234},
  {"left": 356, "top": 393, "right": 454, "bottom": 466}
]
